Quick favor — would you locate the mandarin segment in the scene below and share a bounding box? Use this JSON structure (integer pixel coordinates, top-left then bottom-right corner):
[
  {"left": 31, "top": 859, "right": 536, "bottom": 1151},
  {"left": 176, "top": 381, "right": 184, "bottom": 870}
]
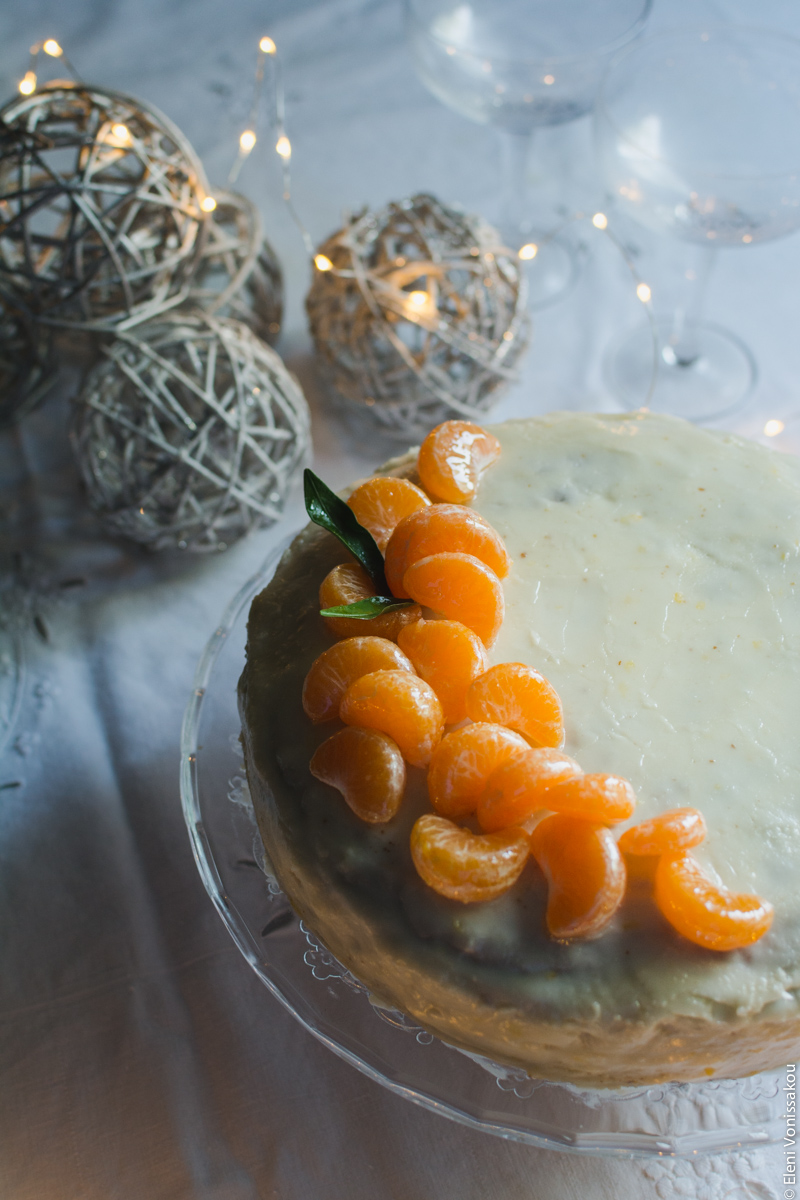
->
[
  {"left": 530, "top": 814, "right": 627, "bottom": 940},
  {"left": 619, "top": 808, "right": 707, "bottom": 857},
  {"left": 417, "top": 420, "right": 502, "bottom": 504},
  {"left": 543, "top": 774, "right": 636, "bottom": 825},
  {"left": 319, "top": 562, "right": 421, "bottom": 640},
  {"left": 346, "top": 475, "right": 431, "bottom": 552},
  {"left": 384, "top": 505, "right": 511, "bottom": 599},
  {"left": 402, "top": 552, "right": 505, "bottom": 647},
  {"left": 340, "top": 668, "right": 444, "bottom": 767},
  {"left": 466, "top": 662, "right": 564, "bottom": 747},
  {"left": 655, "top": 853, "right": 774, "bottom": 951},
  {"left": 477, "top": 748, "right": 583, "bottom": 833},
  {"left": 427, "top": 723, "right": 530, "bottom": 819},
  {"left": 397, "top": 618, "right": 489, "bottom": 724},
  {"left": 310, "top": 726, "right": 406, "bottom": 823},
  {"left": 302, "top": 636, "right": 415, "bottom": 723},
  {"left": 410, "top": 813, "right": 530, "bottom": 903}
]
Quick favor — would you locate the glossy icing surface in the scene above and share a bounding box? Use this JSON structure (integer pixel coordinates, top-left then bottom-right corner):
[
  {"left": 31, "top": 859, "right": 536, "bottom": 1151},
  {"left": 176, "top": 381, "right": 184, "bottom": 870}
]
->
[{"left": 239, "top": 412, "right": 800, "bottom": 1084}]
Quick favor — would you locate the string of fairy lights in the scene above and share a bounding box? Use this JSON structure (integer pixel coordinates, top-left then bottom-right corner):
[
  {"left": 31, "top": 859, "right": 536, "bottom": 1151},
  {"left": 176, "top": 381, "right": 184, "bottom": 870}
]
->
[{"left": 12, "top": 34, "right": 788, "bottom": 437}]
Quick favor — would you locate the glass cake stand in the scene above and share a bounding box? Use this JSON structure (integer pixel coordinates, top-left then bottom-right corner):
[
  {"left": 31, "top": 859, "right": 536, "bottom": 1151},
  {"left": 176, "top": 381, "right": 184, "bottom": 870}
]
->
[{"left": 180, "top": 537, "right": 784, "bottom": 1158}]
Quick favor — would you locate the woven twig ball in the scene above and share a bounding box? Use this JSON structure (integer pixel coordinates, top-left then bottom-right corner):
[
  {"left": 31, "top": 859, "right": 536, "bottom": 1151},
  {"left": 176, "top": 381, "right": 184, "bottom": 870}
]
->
[
  {"left": 189, "top": 190, "right": 283, "bottom": 346},
  {"left": 0, "top": 307, "right": 57, "bottom": 428},
  {"left": 306, "top": 193, "right": 530, "bottom": 438},
  {"left": 0, "top": 83, "right": 210, "bottom": 331},
  {"left": 72, "top": 312, "right": 310, "bottom": 552}
]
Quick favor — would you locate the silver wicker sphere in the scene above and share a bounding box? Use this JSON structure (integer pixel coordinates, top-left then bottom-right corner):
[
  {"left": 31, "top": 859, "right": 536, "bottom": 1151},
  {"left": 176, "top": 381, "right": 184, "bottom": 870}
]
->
[
  {"left": 189, "top": 190, "right": 283, "bottom": 345},
  {"left": 72, "top": 312, "right": 310, "bottom": 552},
  {"left": 0, "top": 83, "right": 210, "bottom": 331},
  {"left": 306, "top": 193, "right": 531, "bottom": 439}
]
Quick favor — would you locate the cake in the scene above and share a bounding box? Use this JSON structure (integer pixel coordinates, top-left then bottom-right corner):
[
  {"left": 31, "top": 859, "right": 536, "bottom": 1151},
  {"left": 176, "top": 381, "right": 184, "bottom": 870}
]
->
[{"left": 238, "top": 411, "right": 800, "bottom": 1087}]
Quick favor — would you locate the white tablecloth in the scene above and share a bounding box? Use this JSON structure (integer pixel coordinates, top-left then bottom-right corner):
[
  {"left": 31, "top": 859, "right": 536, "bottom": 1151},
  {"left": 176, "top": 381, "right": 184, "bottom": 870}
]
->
[{"left": 2, "top": 0, "right": 798, "bottom": 1196}]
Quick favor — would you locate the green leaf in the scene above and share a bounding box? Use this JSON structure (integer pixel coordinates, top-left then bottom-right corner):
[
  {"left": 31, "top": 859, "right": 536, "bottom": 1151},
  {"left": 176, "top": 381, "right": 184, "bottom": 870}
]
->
[
  {"left": 319, "top": 596, "right": 414, "bottom": 620},
  {"left": 304, "top": 468, "right": 388, "bottom": 593}
]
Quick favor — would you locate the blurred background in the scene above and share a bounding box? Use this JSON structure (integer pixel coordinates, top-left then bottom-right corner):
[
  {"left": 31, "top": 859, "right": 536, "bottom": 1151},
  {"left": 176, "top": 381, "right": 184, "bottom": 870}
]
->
[{"left": 1, "top": 2, "right": 798, "bottom": 1197}]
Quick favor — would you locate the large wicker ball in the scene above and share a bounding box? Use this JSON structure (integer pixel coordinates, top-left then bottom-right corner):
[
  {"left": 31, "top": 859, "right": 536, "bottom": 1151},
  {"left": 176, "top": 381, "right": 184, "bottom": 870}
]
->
[
  {"left": 72, "top": 313, "right": 310, "bottom": 552},
  {"left": 306, "top": 193, "right": 530, "bottom": 438},
  {"left": 0, "top": 83, "right": 210, "bottom": 331},
  {"left": 189, "top": 190, "right": 283, "bottom": 345}
]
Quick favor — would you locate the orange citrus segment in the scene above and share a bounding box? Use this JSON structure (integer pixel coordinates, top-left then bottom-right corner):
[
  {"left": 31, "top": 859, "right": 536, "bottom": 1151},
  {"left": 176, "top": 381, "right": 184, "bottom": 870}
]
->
[
  {"left": 655, "top": 853, "right": 774, "bottom": 951},
  {"left": 619, "top": 808, "right": 707, "bottom": 857},
  {"left": 402, "top": 553, "right": 504, "bottom": 647},
  {"left": 310, "top": 726, "right": 406, "bottom": 823},
  {"left": 543, "top": 773, "right": 636, "bottom": 825},
  {"left": 346, "top": 476, "right": 431, "bottom": 552},
  {"left": 302, "top": 636, "right": 415, "bottom": 723},
  {"left": 319, "top": 562, "right": 421, "bottom": 640},
  {"left": 410, "top": 813, "right": 530, "bottom": 903},
  {"left": 417, "top": 420, "right": 502, "bottom": 504},
  {"left": 466, "top": 662, "right": 563, "bottom": 747},
  {"left": 397, "top": 618, "right": 489, "bottom": 724},
  {"left": 530, "top": 813, "right": 627, "bottom": 940},
  {"left": 427, "top": 723, "right": 530, "bottom": 819},
  {"left": 384, "top": 505, "right": 511, "bottom": 599},
  {"left": 477, "top": 747, "right": 583, "bottom": 833},
  {"left": 339, "top": 668, "right": 444, "bottom": 767}
]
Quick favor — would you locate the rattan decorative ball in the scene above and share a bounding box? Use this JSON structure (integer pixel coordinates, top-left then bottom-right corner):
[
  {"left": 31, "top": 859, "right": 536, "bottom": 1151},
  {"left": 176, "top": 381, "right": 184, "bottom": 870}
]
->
[
  {"left": 0, "top": 307, "right": 57, "bottom": 427},
  {"left": 72, "top": 312, "right": 310, "bottom": 552},
  {"left": 189, "top": 190, "right": 283, "bottom": 345},
  {"left": 0, "top": 83, "right": 210, "bottom": 331},
  {"left": 306, "top": 193, "right": 530, "bottom": 438}
]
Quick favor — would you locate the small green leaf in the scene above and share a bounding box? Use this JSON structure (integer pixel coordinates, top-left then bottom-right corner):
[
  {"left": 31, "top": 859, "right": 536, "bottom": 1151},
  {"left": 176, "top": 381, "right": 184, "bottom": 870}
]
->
[
  {"left": 304, "top": 468, "right": 388, "bottom": 593},
  {"left": 320, "top": 596, "right": 414, "bottom": 620}
]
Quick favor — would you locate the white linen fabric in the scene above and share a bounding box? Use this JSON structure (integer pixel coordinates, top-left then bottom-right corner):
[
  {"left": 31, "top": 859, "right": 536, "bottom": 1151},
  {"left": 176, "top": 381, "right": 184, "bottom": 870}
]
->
[{"left": 1, "top": 0, "right": 798, "bottom": 1196}]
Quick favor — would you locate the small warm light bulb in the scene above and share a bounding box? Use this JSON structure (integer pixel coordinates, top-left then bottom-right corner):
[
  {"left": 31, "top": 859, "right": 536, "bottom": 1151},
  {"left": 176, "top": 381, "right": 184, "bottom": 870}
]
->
[
  {"left": 764, "top": 419, "right": 785, "bottom": 437},
  {"left": 314, "top": 254, "right": 333, "bottom": 272},
  {"left": 19, "top": 71, "right": 36, "bottom": 96},
  {"left": 275, "top": 135, "right": 291, "bottom": 159},
  {"left": 543, "top": 74, "right": 555, "bottom": 85},
  {"left": 636, "top": 282, "right": 652, "bottom": 303},
  {"left": 408, "top": 291, "right": 429, "bottom": 308},
  {"left": 239, "top": 129, "right": 257, "bottom": 153},
  {"left": 111, "top": 123, "right": 131, "bottom": 143},
  {"left": 200, "top": 196, "right": 217, "bottom": 213},
  {"left": 518, "top": 243, "right": 538, "bottom": 261},
  {"left": 43, "top": 39, "right": 63, "bottom": 57},
  {"left": 260, "top": 36, "right": 276, "bottom": 54},
  {"left": 592, "top": 212, "right": 608, "bottom": 230}
]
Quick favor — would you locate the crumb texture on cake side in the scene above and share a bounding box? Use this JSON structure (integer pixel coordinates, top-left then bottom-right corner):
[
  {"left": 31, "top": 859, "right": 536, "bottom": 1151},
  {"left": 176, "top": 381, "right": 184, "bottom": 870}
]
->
[{"left": 238, "top": 411, "right": 800, "bottom": 1087}]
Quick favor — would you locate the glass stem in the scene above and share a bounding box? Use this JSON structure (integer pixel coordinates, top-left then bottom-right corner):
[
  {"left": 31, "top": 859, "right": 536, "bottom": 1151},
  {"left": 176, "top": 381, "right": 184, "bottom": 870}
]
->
[
  {"left": 667, "top": 245, "right": 717, "bottom": 367},
  {"left": 499, "top": 129, "right": 536, "bottom": 246}
]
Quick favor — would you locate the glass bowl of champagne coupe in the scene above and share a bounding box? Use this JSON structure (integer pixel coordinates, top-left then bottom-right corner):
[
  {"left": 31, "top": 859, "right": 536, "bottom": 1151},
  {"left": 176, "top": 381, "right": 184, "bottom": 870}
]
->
[
  {"left": 405, "top": 0, "right": 653, "bottom": 309},
  {"left": 597, "top": 26, "right": 800, "bottom": 421}
]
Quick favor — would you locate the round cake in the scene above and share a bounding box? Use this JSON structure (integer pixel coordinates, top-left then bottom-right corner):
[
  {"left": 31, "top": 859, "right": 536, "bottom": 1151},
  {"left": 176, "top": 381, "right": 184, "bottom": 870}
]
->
[{"left": 238, "top": 411, "right": 800, "bottom": 1087}]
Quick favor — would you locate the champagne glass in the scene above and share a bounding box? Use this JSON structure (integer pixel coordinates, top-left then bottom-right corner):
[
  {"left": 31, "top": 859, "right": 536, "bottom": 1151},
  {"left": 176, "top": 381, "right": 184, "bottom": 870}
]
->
[
  {"left": 405, "top": 0, "right": 653, "bottom": 309},
  {"left": 597, "top": 26, "right": 800, "bottom": 420}
]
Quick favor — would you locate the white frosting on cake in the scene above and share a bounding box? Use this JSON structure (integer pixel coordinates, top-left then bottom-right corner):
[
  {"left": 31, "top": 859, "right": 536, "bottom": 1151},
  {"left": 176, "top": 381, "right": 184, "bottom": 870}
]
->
[{"left": 239, "top": 412, "right": 800, "bottom": 1085}]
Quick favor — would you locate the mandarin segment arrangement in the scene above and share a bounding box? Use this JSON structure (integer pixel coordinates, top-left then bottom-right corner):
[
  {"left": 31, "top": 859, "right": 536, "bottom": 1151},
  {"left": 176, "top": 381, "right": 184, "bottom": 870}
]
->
[
  {"left": 416, "top": 420, "right": 502, "bottom": 503},
  {"left": 298, "top": 419, "right": 774, "bottom": 954},
  {"left": 397, "top": 618, "right": 488, "bottom": 725},
  {"left": 318, "top": 562, "right": 421, "bottom": 640},
  {"left": 302, "top": 637, "right": 414, "bottom": 723},
  {"left": 384, "top": 504, "right": 511, "bottom": 598},
  {"left": 402, "top": 552, "right": 505, "bottom": 648},
  {"left": 346, "top": 475, "right": 431, "bottom": 552},
  {"left": 310, "top": 726, "right": 406, "bottom": 823}
]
